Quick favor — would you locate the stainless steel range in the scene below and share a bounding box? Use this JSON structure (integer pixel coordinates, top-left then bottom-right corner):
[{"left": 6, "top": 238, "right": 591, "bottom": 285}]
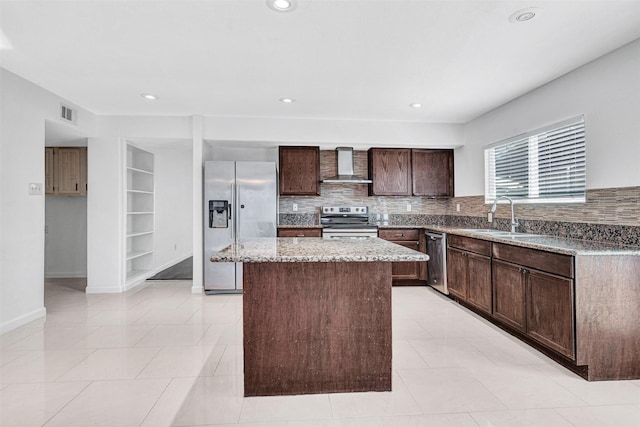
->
[{"left": 321, "top": 206, "right": 378, "bottom": 239}]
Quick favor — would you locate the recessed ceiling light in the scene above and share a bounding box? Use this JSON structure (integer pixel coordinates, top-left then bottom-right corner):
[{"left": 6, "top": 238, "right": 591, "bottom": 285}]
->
[
  {"left": 409, "top": 103, "right": 422, "bottom": 108},
  {"left": 267, "top": 0, "right": 297, "bottom": 13},
  {"left": 280, "top": 98, "right": 295, "bottom": 103},
  {"left": 509, "top": 7, "right": 541, "bottom": 23},
  {"left": 141, "top": 93, "right": 158, "bottom": 100}
]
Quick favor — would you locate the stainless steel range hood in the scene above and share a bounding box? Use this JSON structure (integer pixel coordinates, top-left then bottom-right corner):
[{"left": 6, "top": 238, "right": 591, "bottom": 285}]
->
[{"left": 321, "top": 147, "right": 372, "bottom": 184}]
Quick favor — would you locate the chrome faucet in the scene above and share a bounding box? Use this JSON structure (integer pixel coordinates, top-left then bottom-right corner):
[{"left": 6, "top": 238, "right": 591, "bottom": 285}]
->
[{"left": 490, "top": 196, "right": 519, "bottom": 233}]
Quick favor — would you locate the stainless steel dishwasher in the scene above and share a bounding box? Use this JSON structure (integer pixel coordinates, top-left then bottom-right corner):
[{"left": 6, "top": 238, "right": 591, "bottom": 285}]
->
[{"left": 426, "top": 231, "right": 448, "bottom": 295}]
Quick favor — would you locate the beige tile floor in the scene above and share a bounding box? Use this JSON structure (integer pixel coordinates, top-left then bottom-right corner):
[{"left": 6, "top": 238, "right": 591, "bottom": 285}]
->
[{"left": 1, "top": 279, "right": 639, "bottom": 427}]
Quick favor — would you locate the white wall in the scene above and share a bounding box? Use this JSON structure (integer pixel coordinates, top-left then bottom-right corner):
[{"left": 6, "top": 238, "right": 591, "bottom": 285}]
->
[
  {"left": 458, "top": 39, "right": 640, "bottom": 197},
  {"left": 204, "top": 116, "right": 464, "bottom": 149},
  {"left": 0, "top": 68, "right": 96, "bottom": 333},
  {"left": 206, "top": 142, "right": 278, "bottom": 162},
  {"left": 45, "top": 196, "right": 87, "bottom": 278},
  {"left": 153, "top": 145, "right": 193, "bottom": 271},
  {"left": 86, "top": 136, "right": 123, "bottom": 293}
]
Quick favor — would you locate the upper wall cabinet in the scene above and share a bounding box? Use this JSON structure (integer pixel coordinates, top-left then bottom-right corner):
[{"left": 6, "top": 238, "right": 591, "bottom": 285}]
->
[
  {"left": 368, "top": 148, "right": 454, "bottom": 197},
  {"left": 279, "top": 146, "right": 320, "bottom": 196},
  {"left": 45, "top": 147, "right": 87, "bottom": 196},
  {"left": 412, "top": 149, "right": 454, "bottom": 198},
  {"left": 368, "top": 148, "right": 412, "bottom": 196}
]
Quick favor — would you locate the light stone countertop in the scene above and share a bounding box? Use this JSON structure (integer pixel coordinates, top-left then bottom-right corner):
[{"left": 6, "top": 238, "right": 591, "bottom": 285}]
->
[
  {"left": 423, "top": 225, "right": 640, "bottom": 256},
  {"left": 210, "top": 237, "right": 429, "bottom": 263}
]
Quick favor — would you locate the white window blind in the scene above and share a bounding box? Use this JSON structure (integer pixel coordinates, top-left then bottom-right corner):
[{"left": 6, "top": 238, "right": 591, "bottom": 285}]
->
[{"left": 485, "top": 116, "right": 586, "bottom": 204}]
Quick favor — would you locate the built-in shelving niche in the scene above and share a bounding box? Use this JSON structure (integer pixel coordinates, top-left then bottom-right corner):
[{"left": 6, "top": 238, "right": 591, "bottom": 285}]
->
[{"left": 125, "top": 143, "right": 154, "bottom": 286}]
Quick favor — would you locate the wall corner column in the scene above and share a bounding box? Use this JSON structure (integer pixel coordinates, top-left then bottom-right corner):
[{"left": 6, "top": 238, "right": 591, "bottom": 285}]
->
[{"left": 191, "top": 115, "right": 204, "bottom": 293}]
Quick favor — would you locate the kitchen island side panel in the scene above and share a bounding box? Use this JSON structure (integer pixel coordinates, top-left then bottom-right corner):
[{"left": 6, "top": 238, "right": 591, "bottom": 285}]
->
[
  {"left": 243, "top": 261, "right": 392, "bottom": 396},
  {"left": 575, "top": 255, "right": 640, "bottom": 380}
]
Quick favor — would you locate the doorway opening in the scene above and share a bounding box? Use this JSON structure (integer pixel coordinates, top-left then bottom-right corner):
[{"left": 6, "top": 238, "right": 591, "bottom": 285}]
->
[{"left": 44, "top": 120, "right": 88, "bottom": 303}]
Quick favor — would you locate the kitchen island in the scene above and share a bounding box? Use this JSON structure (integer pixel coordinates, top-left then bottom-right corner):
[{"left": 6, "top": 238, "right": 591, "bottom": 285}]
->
[{"left": 211, "top": 237, "right": 428, "bottom": 396}]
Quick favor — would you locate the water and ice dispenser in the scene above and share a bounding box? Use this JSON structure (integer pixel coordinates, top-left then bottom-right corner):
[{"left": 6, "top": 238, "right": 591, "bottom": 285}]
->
[{"left": 209, "top": 200, "right": 230, "bottom": 228}]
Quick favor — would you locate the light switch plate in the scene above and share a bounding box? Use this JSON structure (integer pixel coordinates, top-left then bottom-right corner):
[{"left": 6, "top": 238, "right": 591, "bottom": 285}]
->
[{"left": 29, "top": 182, "right": 43, "bottom": 195}]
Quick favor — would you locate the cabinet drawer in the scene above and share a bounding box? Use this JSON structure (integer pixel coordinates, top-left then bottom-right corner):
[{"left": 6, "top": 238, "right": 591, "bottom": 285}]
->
[
  {"left": 448, "top": 235, "right": 491, "bottom": 256},
  {"left": 379, "top": 229, "right": 419, "bottom": 241},
  {"left": 277, "top": 228, "right": 322, "bottom": 238},
  {"left": 493, "top": 243, "right": 574, "bottom": 278}
]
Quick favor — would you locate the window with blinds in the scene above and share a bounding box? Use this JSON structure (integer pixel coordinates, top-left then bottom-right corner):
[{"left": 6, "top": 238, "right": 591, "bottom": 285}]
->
[{"left": 484, "top": 116, "right": 586, "bottom": 204}]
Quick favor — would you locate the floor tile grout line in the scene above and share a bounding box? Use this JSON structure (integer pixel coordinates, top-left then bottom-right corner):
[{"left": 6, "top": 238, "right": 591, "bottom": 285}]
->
[
  {"left": 137, "top": 376, "right": 175, "bottom": 427},
  {"left": 40, "top": 380, "right": 93, "bottom": 427}
]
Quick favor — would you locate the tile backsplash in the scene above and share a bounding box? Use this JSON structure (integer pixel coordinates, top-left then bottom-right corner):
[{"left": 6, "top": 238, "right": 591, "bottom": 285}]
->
[{"left": 278, "top": 150, "right": 639, "bottom": 246}]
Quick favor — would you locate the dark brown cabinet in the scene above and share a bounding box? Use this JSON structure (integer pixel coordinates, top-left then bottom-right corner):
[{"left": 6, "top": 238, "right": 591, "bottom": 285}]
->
[
  {"left": 446, "top": 246, "right": 467, "bottom": 299},
  {"left": 368, "top": 148, "right": 412, "bottom": 196},
  {"left": 492, "top": 259, "right": 526, "bottom": 331},
  {"left": 279, "top": 146, "right": 320, "bottom": 196},
  {"left": 277, "top": 227, "right": 322, "bottom": 237},
  {"left": 492, "top": 242, "right": 575, "bottom": 359},
  {"left": 412, "top": 149, "right": 454, "bottom": 197},
  {"left": 446, "top": 235, "right": 492, "bottom": 315},
  {"left": 378, "top": 229, "right": 422, "bottom": 283},
  {"left": 527, "top": 270, "right": 574, "bottom": 358},
  {"left": 368, "top": 148, "right": 454, "bottom": 197},
  {"left": 443, "top": 233, "right": 639, "bottom": 380}
]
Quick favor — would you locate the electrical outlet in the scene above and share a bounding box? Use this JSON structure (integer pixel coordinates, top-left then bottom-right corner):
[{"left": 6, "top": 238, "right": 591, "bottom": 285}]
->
[
  {"left": 456, "top": 203, "right": 460, "bottom": 212},
  {"left": 292, "top": 203, "right": 298, "bottom": 212},
  {"left": 487, "top": 212, "right": 493, "bottom": 223},
  {"left": 406, "top": 204, "right": 412, "bottom": 212}
]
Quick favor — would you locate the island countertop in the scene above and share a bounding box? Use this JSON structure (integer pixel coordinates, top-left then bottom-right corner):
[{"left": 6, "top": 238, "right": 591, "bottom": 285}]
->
[{"left": 210, "top": 237, "right": 429, "bottom": 263}]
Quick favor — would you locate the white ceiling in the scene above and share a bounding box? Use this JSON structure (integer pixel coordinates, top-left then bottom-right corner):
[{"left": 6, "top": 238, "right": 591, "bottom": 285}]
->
[{"left": 1, "top": 0, "right": 639, "bottom": 124}]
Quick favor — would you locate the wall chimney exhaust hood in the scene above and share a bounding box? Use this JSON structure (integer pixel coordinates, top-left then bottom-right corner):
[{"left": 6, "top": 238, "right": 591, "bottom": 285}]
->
[{"left": 321, "top": 147, "right": 372, "bottom": 184}]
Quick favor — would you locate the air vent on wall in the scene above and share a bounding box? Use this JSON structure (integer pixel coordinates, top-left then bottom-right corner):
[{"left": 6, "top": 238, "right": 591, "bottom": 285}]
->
[{"left": 60, "top": 103, "right": 77, "bottom": 124}]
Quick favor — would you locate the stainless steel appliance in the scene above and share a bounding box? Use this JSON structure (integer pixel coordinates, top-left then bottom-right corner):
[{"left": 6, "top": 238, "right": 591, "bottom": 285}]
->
[
  {"left": 320, "top": 147, "right": 372, "bottom": 184},
  {"left": 321, "top": 206, "right": 378, "bottom": 239},
  {"left": 204, "top": 161, "right": 277, "bottom": 294},
  {"left": 425, "top": 231, "right": 448, "bottom": 294}
]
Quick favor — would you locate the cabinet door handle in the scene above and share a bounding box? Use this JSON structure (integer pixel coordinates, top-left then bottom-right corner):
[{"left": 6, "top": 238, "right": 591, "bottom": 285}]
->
[{"left": 75, "top": 183, "right": 78, "bottom": 191}]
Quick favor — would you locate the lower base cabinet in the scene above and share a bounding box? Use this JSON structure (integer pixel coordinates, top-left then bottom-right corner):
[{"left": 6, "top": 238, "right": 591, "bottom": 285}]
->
[
  {"left": 447, "top": 235, "right": 492, "bottom": 315},
  {"left": 492, "top": 242, "right": 575, "bottom": 360},
  {"left": 446, "top": 247, "right": 467, "bottom": 299},
  {"left": 379, "top": 229, "right": 424, "bottom": 284},
  {"left": 492, "top": 259, "right": 526, "bottom": 332},
  {"left": 443, "top": 233, "right": 639, "bottom": 380},
  {"left": 466, "top": 252, "right": 492, "bottom": 314},
  {"left": 527, "top": 270, "right": 574, "bottom": 359}
]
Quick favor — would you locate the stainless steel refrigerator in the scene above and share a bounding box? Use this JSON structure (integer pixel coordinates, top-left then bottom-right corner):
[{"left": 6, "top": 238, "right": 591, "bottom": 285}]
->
[{"left": 204, "top": 161, "right": 277, "bottom": 294}]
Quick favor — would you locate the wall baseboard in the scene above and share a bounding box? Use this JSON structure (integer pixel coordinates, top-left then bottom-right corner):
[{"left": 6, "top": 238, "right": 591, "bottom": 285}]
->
[
  {"left": 86, "top": 254, "right": 193, "bottom": 294},
  {"left": 44, "top": 272, "right": 87, "bottom": 279},
  {"left": 0, "top": 307, "right": 47, "bottom": 335}
]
